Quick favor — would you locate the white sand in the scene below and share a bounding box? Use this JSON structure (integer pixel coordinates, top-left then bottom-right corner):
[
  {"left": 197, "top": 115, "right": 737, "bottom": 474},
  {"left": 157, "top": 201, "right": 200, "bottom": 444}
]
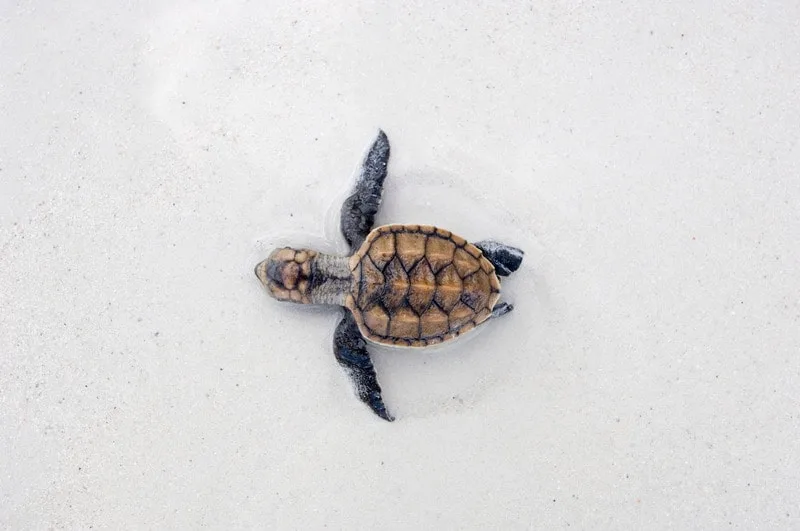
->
[{"left": 2, "top": 2, "right": 799, "bottom": 528}]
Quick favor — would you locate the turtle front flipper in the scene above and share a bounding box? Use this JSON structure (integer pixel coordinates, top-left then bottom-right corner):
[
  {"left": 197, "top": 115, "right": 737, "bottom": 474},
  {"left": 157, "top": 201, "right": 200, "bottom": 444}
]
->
[
  {"left": 474, "top": 240, "right": 524, "bottom": 277},
  {"left": 340, "top": 130, "right": 391, "bottom": 250},
  {"left": 333, "top": 310, "right": 394, "bottom": 422}
]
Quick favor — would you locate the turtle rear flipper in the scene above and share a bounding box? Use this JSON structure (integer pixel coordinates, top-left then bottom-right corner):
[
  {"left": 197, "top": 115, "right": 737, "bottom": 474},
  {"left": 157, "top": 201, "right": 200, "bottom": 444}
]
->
[
  {"left": 340, "top": 130, "right": 391, "bottom": 250},
  {"left": 333, "top": 310, "right": 394, "bottom": 422},
  {"left": 475, "top": 240, "right": 524, "bottom": 277},
  {"left": 491, "top": 301, "right": 514, "bottom": 318}
]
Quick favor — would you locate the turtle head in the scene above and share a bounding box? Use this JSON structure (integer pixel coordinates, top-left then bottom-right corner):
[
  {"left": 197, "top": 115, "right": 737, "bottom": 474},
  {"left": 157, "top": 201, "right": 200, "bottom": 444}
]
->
[{"left": 255, "top": 247, "right": 318, "bottom": 304}]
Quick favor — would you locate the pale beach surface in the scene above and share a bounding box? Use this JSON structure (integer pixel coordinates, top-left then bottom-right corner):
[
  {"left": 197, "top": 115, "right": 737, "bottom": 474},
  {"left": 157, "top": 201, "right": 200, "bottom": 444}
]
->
[{"left": 1, "top": 2, "right": 799, "bottom": 529}]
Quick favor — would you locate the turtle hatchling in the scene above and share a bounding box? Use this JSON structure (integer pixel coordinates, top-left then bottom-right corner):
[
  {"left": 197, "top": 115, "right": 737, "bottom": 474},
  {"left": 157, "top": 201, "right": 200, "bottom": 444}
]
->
[{"left": 255, "top": 130, "right": 523, "bottom": 421}]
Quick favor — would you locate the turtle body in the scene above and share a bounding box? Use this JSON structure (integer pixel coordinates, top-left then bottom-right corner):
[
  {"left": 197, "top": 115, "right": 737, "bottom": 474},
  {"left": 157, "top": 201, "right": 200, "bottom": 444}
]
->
[
  {"left": 347, "top": 224, "right": 501, "bottom": 347},
  {"left": 255, "top": 130, "right": 524, "bottom": 421}
]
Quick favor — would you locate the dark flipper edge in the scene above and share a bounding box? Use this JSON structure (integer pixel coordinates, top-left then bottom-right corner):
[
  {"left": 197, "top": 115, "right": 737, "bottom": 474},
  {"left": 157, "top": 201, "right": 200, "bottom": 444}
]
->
[
  {"left": 475, "top": 240, "right": 524, "bottom": 277},
  {"left": 340, "top": 130, "right": 391, "bottom": 250},
  {"left": 333, "top": 310, "right": 394, "bottom": 422}
]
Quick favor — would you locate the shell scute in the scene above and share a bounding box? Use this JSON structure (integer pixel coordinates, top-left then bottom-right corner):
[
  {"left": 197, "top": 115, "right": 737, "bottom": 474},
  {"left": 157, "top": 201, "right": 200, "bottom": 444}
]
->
[
  {"left": 364, "top": 304, "right": 390, "bottom": 336},
  {"left": 395, "top": 232, "right": 426, "bottom": 270},
  {"left": 420, "top": 305, "right": 449, "bottom": 339},
  {"left": 419, "top": 225, "right": 436, "bottom": 235},
  {"left": 408, "top": 259, "right": 436, "bottom": 314},
  {"left": 464, "top": 244, "right": 483, "bottom": 259},
  {"left": 426, "top": 236, "right": 456, "bottom": 274},
  {"left": 453, "top": 247, "right": 480, "bottom": 278},
  {"left": 449, "top": 302, "right": 474, "bottom": 329},
  {"left": 433, "top": 264, "right": 462, "bottom": 312},
  {"left": 475, "top": 307, "right": 492, "bottom": 322},
  {"left": 368, "top": 231, "right": 395, "bottom": 269},
  {"left": 358, "top": 256, "right": 385, "bottom": 308},
  {"left": 450, "top": 233, "right": 466, "bottom": 246},
  {"left": 383, "top": 256, "right": 409, "bottom": 309},
  {"left": 489, "top": 273, "right": 501, "bottom": 292},
  {"left": 461, "top": 271, "right": 490, "bottom": 310},
  {"left": 389, "top": 307, "right": 420, "bottom": 340}
]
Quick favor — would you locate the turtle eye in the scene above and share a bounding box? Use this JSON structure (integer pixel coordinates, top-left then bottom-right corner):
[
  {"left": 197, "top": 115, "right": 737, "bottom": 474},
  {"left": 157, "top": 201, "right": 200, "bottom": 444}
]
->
[{"left": 266, "top": 260, "right": 283, "bottom": 285}]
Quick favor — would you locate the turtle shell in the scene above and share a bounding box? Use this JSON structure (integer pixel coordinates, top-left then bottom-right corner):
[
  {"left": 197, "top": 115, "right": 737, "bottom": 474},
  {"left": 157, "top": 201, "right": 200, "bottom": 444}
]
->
[{"left": 345, "top": 224, "right": 501, "bottom": 347}]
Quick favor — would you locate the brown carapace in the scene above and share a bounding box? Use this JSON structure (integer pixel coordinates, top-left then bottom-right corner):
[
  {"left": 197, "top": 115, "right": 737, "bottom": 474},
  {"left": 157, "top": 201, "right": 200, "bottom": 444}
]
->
[{"left": 347, "top": 224, "right": 501, "bottom": 347}]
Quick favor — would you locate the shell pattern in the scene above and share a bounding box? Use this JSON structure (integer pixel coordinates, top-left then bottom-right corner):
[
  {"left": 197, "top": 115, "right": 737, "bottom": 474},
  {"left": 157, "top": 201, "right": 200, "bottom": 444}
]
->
[{"left": 346, "top": 224, "right": 501, "bottom": 347}]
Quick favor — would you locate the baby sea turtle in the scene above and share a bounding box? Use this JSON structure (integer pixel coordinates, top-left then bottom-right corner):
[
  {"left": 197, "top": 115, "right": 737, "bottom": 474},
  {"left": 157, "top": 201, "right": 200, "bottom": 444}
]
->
[{"left": 255, "top": 130, "right": 523, "bottom": 421}]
